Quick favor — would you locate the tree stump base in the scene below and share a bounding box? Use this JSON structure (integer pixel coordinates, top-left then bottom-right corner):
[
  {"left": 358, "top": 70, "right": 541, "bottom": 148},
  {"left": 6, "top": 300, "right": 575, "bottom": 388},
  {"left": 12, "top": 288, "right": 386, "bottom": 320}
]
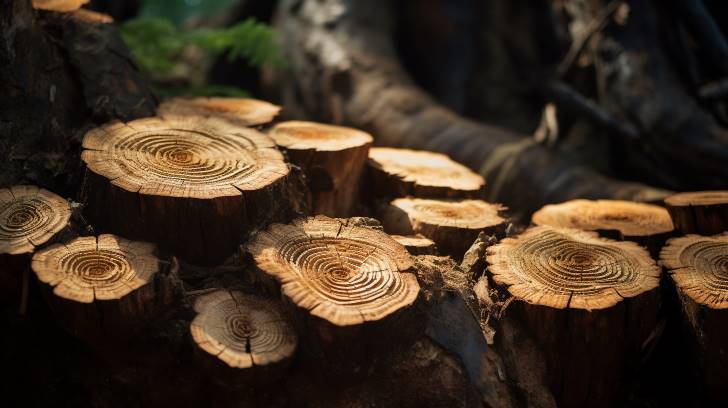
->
[{"left": 665, "top": 191, "right": 728, "bottom": 235}]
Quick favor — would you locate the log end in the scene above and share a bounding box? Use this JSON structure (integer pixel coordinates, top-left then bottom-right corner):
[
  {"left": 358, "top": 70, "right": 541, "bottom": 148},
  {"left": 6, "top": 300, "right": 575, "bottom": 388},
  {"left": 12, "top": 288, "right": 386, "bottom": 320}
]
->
[
  {"left": 32, "top": 0, "right": 89, "bottom": 12},
  {"left": 157, "top": 97, "right": 281, "bottom": 127},
  {"left": 269, "top": 121, "right": 373, "bottom": 152}
]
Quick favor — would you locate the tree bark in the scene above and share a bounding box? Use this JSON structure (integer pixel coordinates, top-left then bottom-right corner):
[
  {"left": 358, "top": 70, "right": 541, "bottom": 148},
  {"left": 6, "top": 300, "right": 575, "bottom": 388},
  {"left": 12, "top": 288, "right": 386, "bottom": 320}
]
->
[{"left": 664, "top": 191, "right": 728, "bottom": 235}]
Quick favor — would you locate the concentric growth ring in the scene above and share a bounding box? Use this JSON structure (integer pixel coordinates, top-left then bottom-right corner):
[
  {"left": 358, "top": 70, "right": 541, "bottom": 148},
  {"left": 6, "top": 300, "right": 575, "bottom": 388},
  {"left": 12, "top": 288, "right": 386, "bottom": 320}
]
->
[
  {"left": 249, "top": 216, "right": 420, "bottom": 326},
  {"left": 81, "top": 116, "right": 288, "bottom": 198},
  {"left": 157, "top": 97, "right": 281, "bottom": 127},
  {"left": 487, "top": 226, "right": 660, "bottom": 310},
  {"left": 0, "top": 185, "right": 71, "bottom": 255},
  {"left": 191, "top": 291, "right": 297, "bottom": 368},
  {"left": 31, "top": 234, "right": 158, "bottom": 303},
  {"left": 661, "top": 234, "right": 728, "bottom": 308}
]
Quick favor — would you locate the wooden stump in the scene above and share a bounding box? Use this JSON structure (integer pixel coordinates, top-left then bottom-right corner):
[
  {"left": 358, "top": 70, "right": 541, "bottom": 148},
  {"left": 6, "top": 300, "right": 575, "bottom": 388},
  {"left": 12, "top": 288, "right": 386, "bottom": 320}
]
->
[
  {"left": 190, "top": 290, "right": 297, "bottom": 387},
  {"left": 664, "top": 191, "right": 728, "bottom": 235},
  {"left": 0, "top": 186, "right": 71, "bottom": 300},
  {"left": 31, "top": 234, "right": 175, "bottom": 340},
  {"left": 157, "top": 97, "right": 281, "bottom": 127},
  {"left": 32, "top": 0, "right": 88, "bottom": 12},
  {"left": 81, "top": 115, "right": 293, "bottom": 265},
  {"left": 248, "top": 216, "right": 421, "bottom": 373},
  {"left": 268, "top": 121, "right": 373, "bottom": 217},
  {"left": 391, "top": 234, "right": 438, "bottom": 256},
  {"left": 367, "top": 147, "right": 485, "bottom": 199},
  {"left": 380, "top": 198, "right": 506, "bottom": 258},
  {"left": 486, "top": 226, "right": 661, "bottom": 408},
  {"left": 661, "top": 234, "right": 728, "bottom": 401},
  {"left": 532, "top": 199, "right": 674, "bottom": 255}
]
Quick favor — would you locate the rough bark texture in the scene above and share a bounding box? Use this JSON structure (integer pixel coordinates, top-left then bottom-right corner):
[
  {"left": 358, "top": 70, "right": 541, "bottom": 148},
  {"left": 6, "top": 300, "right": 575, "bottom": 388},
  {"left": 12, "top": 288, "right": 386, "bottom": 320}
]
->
[{"left": 665, "top": 191, "right": 728, "bottom": 236}]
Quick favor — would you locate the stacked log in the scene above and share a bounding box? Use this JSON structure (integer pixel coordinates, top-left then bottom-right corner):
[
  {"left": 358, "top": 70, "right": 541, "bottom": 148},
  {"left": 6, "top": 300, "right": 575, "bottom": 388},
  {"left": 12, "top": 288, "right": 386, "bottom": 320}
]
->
[
  {"left": 532, "top": 199, "right": 674, "bottom": 255},
  {"left": 664, "top": 191, "right": 728, "bottom": 235},
  {"left": 157, "top": 97, "right": 281, "bottom": 127},
  {"left": 81, "top": 115, "right": 297, "bottom": 265},
  {"left": 487, "top": 225, "right": 661, "bottom": 408},
  {"left": 268, "top": 121, "right": 373, "bottom": 217}
]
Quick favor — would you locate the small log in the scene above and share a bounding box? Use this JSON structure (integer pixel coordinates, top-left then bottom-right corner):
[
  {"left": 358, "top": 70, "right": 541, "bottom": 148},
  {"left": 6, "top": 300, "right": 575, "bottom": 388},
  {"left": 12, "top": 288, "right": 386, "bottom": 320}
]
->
[
  {"left": 367, "top": 147, "right": 486, "bottom": 199},
  {"left": 190, "top": 290, "right": 297, "bottom": 387},
  {"left": 660, "top": 234, "right": 728, "bottom": 401},
  {"left": 82, "top": 115, "right": 296, "bottom": 265},
  {"left": 31, "top": 234, "right": 176, "bottom": 340},
  {"left": 157, "top": 97, "right": 281, "bottom": 127},
  {"left": 380, "top": 198, "right": 506, "bottom": 258},
  {"left": 532, "top": 199, "right": 674, "bottom": 255},
  {"left": 664, "top": 191, "right": 728, "bottom": 235},
  {"left": 32, "top": 0, "right": 88, "bottom": 12},
  {"left": 268, "top": 121, "right": 372, "bottom": 217},
  {"left": 391, "top": 234, "right": 438, "bottom": 256},
  {"left": 69, "top": 8, "right": 114, "bottom": 24},
  {"left": 0, "top": 185, "right": 71, "bottom": 300},
  {"left": 248, "top": 216, "right": 422, "bottom": 373},
  {"left": 486, "top": 226, "right": 661, "bottom": 408}
]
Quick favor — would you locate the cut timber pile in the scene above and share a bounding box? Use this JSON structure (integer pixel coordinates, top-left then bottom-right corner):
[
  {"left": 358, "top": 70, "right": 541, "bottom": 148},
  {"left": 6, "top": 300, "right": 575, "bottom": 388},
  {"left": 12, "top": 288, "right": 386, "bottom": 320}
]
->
[
  {"left": 487, "top": 226, "right": 661, "bottom": 408},
  {"left": 661, "top": 234, "right": 728, "bottom": 401},
  {"left": 665, "top": 191, "right": 728, "bottom": 235},
  {"left": 190, "top": 290, "right": 297, "bottom": 386},
  {"left": 249, "top": 216, "right": 421, "bottom": 371},
  {"left": 157, "top": 97, "right": 281, "bottom": 127},
  {"left": 380, "top": 198, "right": 506, "bottom": 258},
  {"left": 391, "top": 234, "right": 438, "bottom": 256},
  {"left": 32, "top": 0, "right": 88, "bottom": 12},
  {"left": 0, "top": 186, "right": 71, "bottom": 300},
  {"left": 81, "top": 116, "right": 293, "bottom": 265},
  {"left": 31, "top": 234, "right": 174, "bottom": 339},
  {"left": 532, "top": 199, "right": 674, "bottom": 255},
  {"left": 367, "top": 147, "right": 485, "bottom": 199},
  {"left": 269, "top": 121, "right": 373, "bottom": 217}
]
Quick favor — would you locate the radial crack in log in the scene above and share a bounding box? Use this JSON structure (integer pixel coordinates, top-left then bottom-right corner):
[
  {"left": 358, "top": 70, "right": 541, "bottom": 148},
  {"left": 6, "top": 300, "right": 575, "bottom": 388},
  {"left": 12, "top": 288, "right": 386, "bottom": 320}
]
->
[
  {"left": 665, "top": 191, "right": 728, "bottom": 235},
  {"left": 660, "top": 233, "right": 728, "bottom": 401},
  {"left": 190, "top": 290, "right": 297, "bottom": 385},
  {"left": 532, "top": 199, "right": 674, "bottom": 255},
  {"left": 158, "top": 97, "right": 281, "bottom": 127},
  {"left": 367, "top": 147, "right": 485, "bottom": 199},
  {"left": 269, "top": 121, "right": 372, "bottom": 217},
  {"left": 82, "top": 115, "right": 298, "bottom": 265},
  {"left": 486, "top": 225, "right": 661, "bottom": 408}
]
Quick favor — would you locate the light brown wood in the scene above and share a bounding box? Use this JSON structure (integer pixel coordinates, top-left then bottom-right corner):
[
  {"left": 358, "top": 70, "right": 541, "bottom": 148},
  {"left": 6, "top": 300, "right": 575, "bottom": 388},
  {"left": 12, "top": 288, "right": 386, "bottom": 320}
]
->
[
  {"left": 664, "top": 191, "right": 728, "bottom": 235},
  {"left": 660, "top": 234, "right": 728, "bottom": 400},
  {"left": 269, "top": 121, "right": 372, "bottom": 217},
  {"left": 157, "top": 97, "right": 281, "bottom": 127},
  {"left": 486, "top": 225, "right": 661, "bottom": 408},
  {"left": 380, "top": 198, "right": 506, "bottom": 258},
  {"left": 70, "top": 8, "right": 113, "bottom": 24},
  {"left": 391, "top": 234, "right": 438, "bottom": 256},
  {"left": 190, "top": 290, "right": 297, "bottom": 383},
  {"left": 81, "top": 115, "right": 296, "bottom": 264},
  {"left": 532, "top": 199, "right": 674, "bottom": 255},
  {"left": 32, "top": 0, "right": 88, "bottom": 12},
  {"left": 367, "top": 147, "right": 486, "bottom": 199}
]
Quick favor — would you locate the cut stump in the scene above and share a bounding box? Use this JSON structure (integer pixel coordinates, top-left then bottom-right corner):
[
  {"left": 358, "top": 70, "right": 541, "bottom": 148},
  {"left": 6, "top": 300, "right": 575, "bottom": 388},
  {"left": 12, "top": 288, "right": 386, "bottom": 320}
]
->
[
  {"left": 532, "top": 199, "right": 674, "bottom": 255},
  {"left": 190, "top": 290, "right": 297, "bottom": 386},
  {"left": 31, "top": 234, "right": 176, "bottom": 340},
  {"left": 391, "top": 234, "right": 438, "bottom": 256},
  {"left": 0, "top": 185, "right": 71, "bottom": 300},
  {"left": 248, "top": 216, "right": 421, "bottom": 372},
  {"left": 81, "top": 115, "right": 294, "bottom": 265},
  {"left": 380, "top": 198, "right": 507, "bottom": 258},
  {"left": 32, "top": 0, "right": 88, "bottom": 12},
  {"left": 664, "top": 191, "right": 728, "bottom": 235},
  {"left": 269, "top": 121, "right": 373, "bottom": 217},
  {"left": 157, "top": 97, "right": 280, "bottom": 127},
  {"left": 487, "top": 226, "right": 661, "bottom": 408},
  {"left": 661, "top": 234, "right": 728, "bottom": 401},
  {"left": 367, "top": 147, "right": 485, "bottom": 199}
]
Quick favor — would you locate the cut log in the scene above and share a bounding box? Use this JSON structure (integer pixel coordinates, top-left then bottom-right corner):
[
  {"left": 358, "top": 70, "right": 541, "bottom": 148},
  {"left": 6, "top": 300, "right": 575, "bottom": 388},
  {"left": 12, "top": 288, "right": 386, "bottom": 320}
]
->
[
  {"left": 190, "top": 290, "right": 297, "bottom": 386},
  {"left": 81, "top": 115, "right": 296, "bottom": 265},
  {"left": 532, "top": 199, "right": 674, "bottom": 255},
  {"left": 268, "top": 121, "right": 372, "bottom": 217},
  {"left": 664, "top": 191, "right": 728, "bottom": 235},
  {"left": 157, "top": 97, "right": 281, "bottom": 127},
  {"left": 31, "top": 234, "right": 176, "bottom": 340},
  {"left": 380, "top": 198, "right": 506, "bottom": 258},
  {"left": 248, "top": 216, "right": 421, "bottom": 373},
  {"left": 486, "top": 225, "right": 661, "bottom": 408},
  {"left": 70, "top": 8, "right": 113, "bottom": 24},
  {"left": 367, "top": 147, "right": 486, "bottom": 199},
  {"left": 0, "top": 185, "right": 71, "bottom": 300},
  {"left": 391, "top": 234, "right": 438, "bottom": 256},
  {"left": 32, "top": 0, "right": 88, "bottom": 12},
  {"left": 660, "top": 234, "right": 728, "bottom": 401}
]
